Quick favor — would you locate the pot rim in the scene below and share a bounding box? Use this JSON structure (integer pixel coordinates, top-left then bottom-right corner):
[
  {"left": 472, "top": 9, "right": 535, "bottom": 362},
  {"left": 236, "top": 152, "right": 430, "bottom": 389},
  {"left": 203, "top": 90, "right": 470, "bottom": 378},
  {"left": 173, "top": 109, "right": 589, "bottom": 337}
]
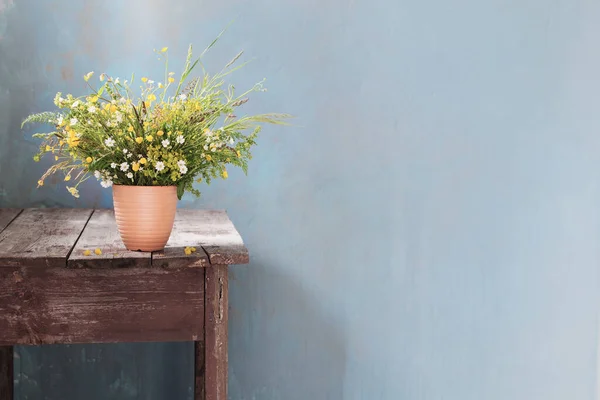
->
[{"left": 112, "top": 184, "right": 177, "bottom": 188}]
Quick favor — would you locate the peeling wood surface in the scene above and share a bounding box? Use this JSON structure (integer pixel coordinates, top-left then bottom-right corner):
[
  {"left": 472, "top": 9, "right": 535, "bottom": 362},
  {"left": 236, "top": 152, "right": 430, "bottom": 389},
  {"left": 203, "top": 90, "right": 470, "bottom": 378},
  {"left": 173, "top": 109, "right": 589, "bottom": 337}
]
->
[
  {"left": 0, "top": 346, "right": 12, "bottom": 399},
  {"left": 0, "top": 208, "right": 247, "bottom": 269},
  {"left": 175, "top": 210, "right": 249, "bottom": 265},
  {"left": 203, "top": 265, "right": 228, "bottom": 400},
  {"left": 0, "top": 209, "right": 21, "bottom": 233},
  {"left": 68, "top": 210, "right": 151, "bottom": 269},
  {"left": 153, "top": 212, "right": 211, "bottom": 269},
  {"left": 0, "top": 267, "right": 204, "bottom": 345},
  {"left": 0, "top": 209, "right": 92, "bottom": 268}
]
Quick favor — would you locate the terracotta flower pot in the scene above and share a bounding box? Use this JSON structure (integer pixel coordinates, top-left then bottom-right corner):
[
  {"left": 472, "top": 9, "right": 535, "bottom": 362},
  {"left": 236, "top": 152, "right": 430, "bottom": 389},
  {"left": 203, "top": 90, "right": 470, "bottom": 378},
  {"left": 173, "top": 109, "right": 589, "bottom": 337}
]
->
[{"left": 113, "top": 185, "right": 177, "bottom": 252}]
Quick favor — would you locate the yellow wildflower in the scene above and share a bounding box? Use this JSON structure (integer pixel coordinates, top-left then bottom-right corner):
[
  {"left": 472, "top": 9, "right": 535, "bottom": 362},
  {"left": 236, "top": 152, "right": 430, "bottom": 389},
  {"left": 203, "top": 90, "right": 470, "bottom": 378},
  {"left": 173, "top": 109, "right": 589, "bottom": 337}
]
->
[
  {"left": 67, "top": 186, "right": 80, "bottom": 198},
  {"left": 184, "top": 247, "right": 192, "bottom": 255},
  {"left": 90, "top": 96, "right": 99, "bottom": 103},
  {"left": 86, "top": 157, "right": 93, "bottom": 163},
  {"left": 221, "top": 170, "right": 228, "bottom": 179},
  {"left": 140, "top": 158, "right": 147, "bottom": 165},
  {"left": 168, "top": 77, "right": 175, "bottom": 83},
  {"left": 83, "top": 249, "right": 91, "bottom": 256},
  {"left": 205, "top": 154, "right": 212, "bottom": 161},
  {"left": 237, "top": 150, "right": 241, "bottom": 158},
  {"left": 132, "top": 162, "right": 140, "bottom": 172},
  {"left": 157, "top": 130, "right": 164, "bottom": 136},
  {"left": 55, "top": 156, "right": 59, "bottom": 161},
  {"left": 128, "top": 126, "right": 134, "bottom": 132},
  {"left": 83, "top": 71, "right": 94, "bottom": 82},
  {"left": 94, "top": 248, "right": 102, "bottom": 255},
  {"left": 161, "top": 47, "right": 168, "bottom": 53},
  {"left": 45, "top": 145, "right": 52, "bottom": 152},
  {"left": 158, "top": 83, "right": 164, "bottom": 89},
  {"left": 145, "top": 135, "right": 153, "bottom": 142},
  {"left": 143, "top": 102, "right": 150, "bottom": 108},
  {"left": 147, "top": 94, "right": 156, "bottom": 103},
  {"left": 141, "top": 77, "right": 148, "bottom": 83},
  {"left": 37, "top": 179, "right": 44, "bottom": 187},
  {"left": 135, "top": 137, "right": 144, "bottom": 144},
  {"left": 64, "top": 175, "right": 71, "bottom": 181},
  {"left": 110, "top": 104, "right": 117, "bottom": 113}
]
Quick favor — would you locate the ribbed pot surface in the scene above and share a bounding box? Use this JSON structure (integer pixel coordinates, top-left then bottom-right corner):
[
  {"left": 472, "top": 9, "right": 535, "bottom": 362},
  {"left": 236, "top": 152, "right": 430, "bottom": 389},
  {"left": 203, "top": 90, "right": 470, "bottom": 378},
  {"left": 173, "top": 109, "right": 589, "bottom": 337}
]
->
[{"left": 113, "top": 185, "right": 177, "bottom": 252}]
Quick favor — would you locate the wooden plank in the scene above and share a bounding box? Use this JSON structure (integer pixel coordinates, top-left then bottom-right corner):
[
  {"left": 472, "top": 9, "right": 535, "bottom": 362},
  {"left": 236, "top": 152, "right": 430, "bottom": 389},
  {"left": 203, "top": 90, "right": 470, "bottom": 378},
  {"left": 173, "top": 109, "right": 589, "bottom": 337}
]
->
[
  {"left": 0, "top": 209, "right": 21, "bottom": 233},
  {"left": 0, "top": 267, "right": 204, "bottom": 345},
  {"left": 203, "top": 265, "right": 228, "bottom": 400},
  {"left": 174, "top": 210, "right": 249, "bottom": 265},
  {"left": 68, "top": 209, "right": 151, "bottom": 269},
  {"left": 153, "top": 212, "right": 210, "bottom": 269},
  {"left": 0, "top": 346, "right": 12, "bottom": 399},
  {"left": 0, "top": 208, "right": 92, "bottom": 268},
  {"left": 194, "top": 335, "right": 206, "bottom": 399}
]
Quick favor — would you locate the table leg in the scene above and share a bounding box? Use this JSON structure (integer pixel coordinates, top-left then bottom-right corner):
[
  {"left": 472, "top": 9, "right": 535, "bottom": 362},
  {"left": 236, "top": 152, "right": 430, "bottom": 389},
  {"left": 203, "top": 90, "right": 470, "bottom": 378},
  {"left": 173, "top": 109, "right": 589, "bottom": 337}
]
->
[
  {"left": 0, "top": 346, "right": 13, "bottom": 400},
  {"left": 201, "top": 265, "right": 228, "bottom": 400}
]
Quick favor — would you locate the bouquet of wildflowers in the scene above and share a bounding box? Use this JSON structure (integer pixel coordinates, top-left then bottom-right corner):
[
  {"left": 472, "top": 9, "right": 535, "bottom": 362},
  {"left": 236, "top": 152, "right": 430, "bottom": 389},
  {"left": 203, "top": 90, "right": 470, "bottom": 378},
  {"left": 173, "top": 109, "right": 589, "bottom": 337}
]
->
[{"left": 22, "top": 41, "right": 290, "bottom": 199}]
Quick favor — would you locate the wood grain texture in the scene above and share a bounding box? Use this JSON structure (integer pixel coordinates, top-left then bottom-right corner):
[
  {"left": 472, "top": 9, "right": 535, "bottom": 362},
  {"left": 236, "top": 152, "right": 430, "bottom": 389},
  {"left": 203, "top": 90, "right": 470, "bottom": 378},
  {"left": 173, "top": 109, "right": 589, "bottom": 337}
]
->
[
  {"left": 0, "top": 209, "right": 21, "bottom": 233},
  {"left": 0, "top": 346, "right": 12, "bottom": 399},
  {"left": 175, "top": 209, "right": 249, "bottom": 265},
  {"left": 0, "top": 208, "right": 92, "bottom": 268},
  {"left": 194, "top": 340, "right": 206, "bottom": 400},
  {"left": 0, "top": 267, "right": 204, "bottom": 345},
  {"left": 203, "top": 265, "right": 228, "bottom": 400},
  {"left": 153, "top": 212, "right": 211, "bottom": 269},
  {"left": 68, "top": 209, "right": 151, "bottom": 269}
]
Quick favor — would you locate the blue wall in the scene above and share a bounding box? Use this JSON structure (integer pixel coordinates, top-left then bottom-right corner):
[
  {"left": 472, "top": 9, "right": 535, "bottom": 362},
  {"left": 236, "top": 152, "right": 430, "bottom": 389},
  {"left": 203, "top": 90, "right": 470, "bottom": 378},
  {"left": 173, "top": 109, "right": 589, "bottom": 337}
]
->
[{"left": 2, "top": 0, "right": 600, "bottom": 399}]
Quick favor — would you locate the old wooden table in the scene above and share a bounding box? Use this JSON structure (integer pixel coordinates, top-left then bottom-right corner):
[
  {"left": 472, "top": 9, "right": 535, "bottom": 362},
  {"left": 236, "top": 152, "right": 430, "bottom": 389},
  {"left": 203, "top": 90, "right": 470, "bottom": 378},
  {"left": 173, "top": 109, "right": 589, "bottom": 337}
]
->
[{"left": 0, "top": 208, "right": 249, "bottom": 400}]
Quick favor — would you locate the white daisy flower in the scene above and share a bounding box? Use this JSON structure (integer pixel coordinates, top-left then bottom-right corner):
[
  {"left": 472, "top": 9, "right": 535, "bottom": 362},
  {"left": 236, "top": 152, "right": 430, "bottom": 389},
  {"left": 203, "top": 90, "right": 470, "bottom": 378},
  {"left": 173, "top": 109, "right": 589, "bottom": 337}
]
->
[
  {"left": 111, "top": 162, "right": 117, "bottom": 169},
  {"left": 56, "top": 115, "right": 63, "bottom": 125},
  {"left": 114, "top": 111, "right": 123, "bottom": 123},
  {"left": 177, "top": 160, "right": 188, "bottom": 175},
  {"left": 162, "top": 139, "right": 170, "bottom": 148},
  {"left": 178, "top": 94, "right": 187, "bottom": 101},
  {"left": 94, "top": 170, "right": 101, "bottom": 179},
  {"left": 127, "top": 153, "right": 133, "bottom": 158},
  {"left": 123, "top": 149, "right": 128, "bottom": 154},
  {"left": 100, "top": 179, "right": 113, "bottom": 188},
  {"left": 203, "top": 145, "right": 208, "bottom": 151},
  {"left": 176, "top": 135, "right": 185, "bottom": 144},
  {"left": 155, "top": 161, "right": 165, "bottom": 172},
  {"left": 115, "top": 78, "right": 120, "bottom": 84},
  {"left": 126, "top": 172, "right": 133, "bottom": 179},
  {"left": 104, "top": 137, "right": 116, "bottom": 147},
  {"left": 229, "top": 138, "right": 234, "bottom": 145},
  {"left": 88, "top": 106, "right": 96, "bottom": 113},
  {"left": 120, "top": 162, "right": 129, "bottom": 172},
  {"left": 71, "top": 101, "right": 80, "bottom": 109},
  {"left": 70, "top": 117, "right": 78, "bottom": 126}
]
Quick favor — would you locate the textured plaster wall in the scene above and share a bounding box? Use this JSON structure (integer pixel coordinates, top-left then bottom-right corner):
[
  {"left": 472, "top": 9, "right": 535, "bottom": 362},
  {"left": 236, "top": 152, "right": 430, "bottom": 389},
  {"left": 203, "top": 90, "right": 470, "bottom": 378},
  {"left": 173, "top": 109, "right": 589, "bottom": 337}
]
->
[{"left": 2, "top": 0, "right": 600, "bottom": 399}]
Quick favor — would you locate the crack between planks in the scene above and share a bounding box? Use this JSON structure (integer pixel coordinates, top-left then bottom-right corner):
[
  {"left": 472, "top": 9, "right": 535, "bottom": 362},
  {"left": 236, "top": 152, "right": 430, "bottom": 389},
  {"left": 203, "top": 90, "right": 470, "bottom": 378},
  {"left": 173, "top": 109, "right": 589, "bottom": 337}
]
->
[
  {"left": 0, "top": 209, "right": 23, "bottom": 236},
  {"left": 64, "top": 209, "right": 95, "bottom": 267}
]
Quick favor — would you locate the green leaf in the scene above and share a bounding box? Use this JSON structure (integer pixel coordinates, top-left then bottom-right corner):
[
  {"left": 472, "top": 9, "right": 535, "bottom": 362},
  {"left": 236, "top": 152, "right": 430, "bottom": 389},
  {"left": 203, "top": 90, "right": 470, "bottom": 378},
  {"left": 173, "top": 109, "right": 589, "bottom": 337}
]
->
[{"left": 177, "top": 182, "right": 185, "bottom": 200}]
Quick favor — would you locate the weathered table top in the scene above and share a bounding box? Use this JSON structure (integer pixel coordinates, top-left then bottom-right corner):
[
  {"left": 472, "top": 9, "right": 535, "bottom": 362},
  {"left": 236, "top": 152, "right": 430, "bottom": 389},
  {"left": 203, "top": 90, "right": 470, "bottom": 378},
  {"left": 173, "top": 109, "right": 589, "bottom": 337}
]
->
[{"left": 0, "top": 208, "right": 249, "bottom": 269}]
